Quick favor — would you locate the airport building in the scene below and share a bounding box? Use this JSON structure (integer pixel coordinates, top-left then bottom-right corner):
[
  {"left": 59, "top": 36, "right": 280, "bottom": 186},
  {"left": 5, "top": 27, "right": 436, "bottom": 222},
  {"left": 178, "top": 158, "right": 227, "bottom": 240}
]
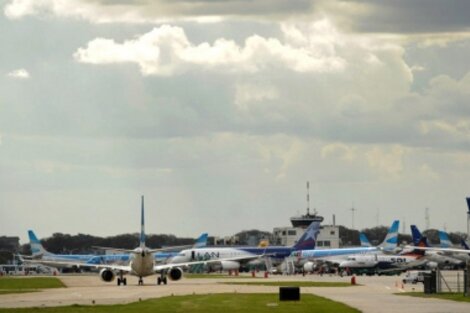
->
[{"left": 272, "top": 210, "right": 340, "bottom": 249}]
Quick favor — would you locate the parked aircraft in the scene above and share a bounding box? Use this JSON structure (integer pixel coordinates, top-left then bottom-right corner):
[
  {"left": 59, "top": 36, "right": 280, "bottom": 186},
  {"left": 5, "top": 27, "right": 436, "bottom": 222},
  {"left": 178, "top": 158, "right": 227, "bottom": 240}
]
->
[
  {"left": 338, "top": 237, "right": 428, "bottom": 274},
  {"left": 292, "top": 220, "right": 400, "bottom": 272},
  {"left": 27, "top": 196, "right": 259, "bottom": 285},
  {"left": 410, "top": 225, "right": 463, "bottom": 269},
  {"left": 169, "top": 220, "right": 321, "bottom": 272},
  {"left": 27, "top": 230, "right": 208, "bottom": 267}
]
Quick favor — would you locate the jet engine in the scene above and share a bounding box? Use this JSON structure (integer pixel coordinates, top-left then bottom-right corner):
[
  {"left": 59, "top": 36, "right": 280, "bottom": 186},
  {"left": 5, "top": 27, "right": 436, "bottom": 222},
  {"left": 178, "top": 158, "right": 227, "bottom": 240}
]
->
[
  {"left": 100, "top": 269, "right": 115, "bottom": 282},
  {"left": 303, "top": 262, "right": 315, "bottom": 273},
  {"left": 220, "top": 260, "right": 240, "bottom": 271},
  {"left": 168, "top": 267, "right": 183, "bottom": 281}
]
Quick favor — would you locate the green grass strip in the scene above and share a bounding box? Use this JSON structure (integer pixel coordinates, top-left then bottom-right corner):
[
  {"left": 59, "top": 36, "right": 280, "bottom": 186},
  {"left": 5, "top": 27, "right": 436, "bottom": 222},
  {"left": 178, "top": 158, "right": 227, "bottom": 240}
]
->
[
  {"left": 0, "top": 277, "right": 65, "bottom": 293},
  {"left": 221, "top": 281, "right": 353, "bottom": 287},
  {"left": 397, "top": 292, "right": 470, "bottom": 303},
  {"left": 0, "top": 293, "right": 361, "bottom": 313}
]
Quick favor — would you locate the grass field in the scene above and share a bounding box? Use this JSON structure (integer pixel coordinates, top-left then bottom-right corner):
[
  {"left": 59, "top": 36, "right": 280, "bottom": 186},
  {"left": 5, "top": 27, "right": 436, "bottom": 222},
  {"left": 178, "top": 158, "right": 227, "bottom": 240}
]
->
[
  {"left": 221, "top": 281, "right": 353, "bottom": 287},
  {"left": 0, "top": 277, "right": 65, "bottom": 294},
  {"left": 397, "top": 292, "right": 470, "bottom": 303},
  {"left": 0, "top": 293, "right": 361, "bottom": 313}
]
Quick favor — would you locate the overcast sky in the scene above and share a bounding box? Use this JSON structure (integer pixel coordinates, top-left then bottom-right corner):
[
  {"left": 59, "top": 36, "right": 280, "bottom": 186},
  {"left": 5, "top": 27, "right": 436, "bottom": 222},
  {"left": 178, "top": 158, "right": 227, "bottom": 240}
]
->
[{"left": 1, "top": 0, "right": 470, "bottom": 244}]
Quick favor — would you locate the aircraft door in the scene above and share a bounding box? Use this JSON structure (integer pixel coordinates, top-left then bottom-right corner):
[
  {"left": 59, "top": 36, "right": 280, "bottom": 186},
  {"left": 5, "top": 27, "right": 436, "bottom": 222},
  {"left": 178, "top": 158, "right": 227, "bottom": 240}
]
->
[{"left": 191, "top": 250, "right": 195, "bottom": 261}]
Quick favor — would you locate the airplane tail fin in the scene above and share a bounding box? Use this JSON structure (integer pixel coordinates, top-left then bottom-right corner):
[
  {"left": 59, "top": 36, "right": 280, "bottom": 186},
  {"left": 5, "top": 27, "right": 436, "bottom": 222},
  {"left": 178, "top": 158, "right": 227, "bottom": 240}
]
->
[
  {"left": 193, "top": 233, "right": 208, "bottom": 248},
  {"left": 359, "top": 233, "right": 372, "bottom": 247},
  {"left": 378, "top": 220, "right": 399, "bottom": 252},
  {"left": 140, "top": 195, "right": 146, "bottom": 248},
  {"left": 438, "top": 230, "right": 452, "bottom": 248},
  {"left": 466, "top": 197, "right": 470, "bottom": 214},
  {"left": 292, "top": 221, "right": 321, "bottom": 250},
  {"left": 410, "top": 225, "right": 429, "bottom": 247},
  {"left": 461, "top": 239, "right": 470, "bottom": 250},
  {"left": 28, "top": 230, "right": 52, "bottom": 258},
  {"left": 406, "top": 236, "right": 428, "bottom": 256}
]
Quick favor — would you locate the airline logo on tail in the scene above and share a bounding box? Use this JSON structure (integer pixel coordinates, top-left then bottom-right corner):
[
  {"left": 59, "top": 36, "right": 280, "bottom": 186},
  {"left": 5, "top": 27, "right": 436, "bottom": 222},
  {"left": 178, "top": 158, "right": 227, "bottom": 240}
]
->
[
  {"left": 28, "top": 230, "right": 52, "bottom": 258},
  {"left": 438, "top": 231, "right": 452, "bottom": 248},
  {"left": 193, "top": 233, "right": 208, "bottom": 248},
  {"left": 292, "top": 221, "right": 321, "bottom": 251},
  {"left": 410, "top": 225, "right": 429, "bottom": 247},
  {"left": 360, "top": 233, "right": 372, "bottom": 247},
  {"left": 461, "top": 239, "right": 470, "bottom": 251},
  {"left": 379, "top": 220, "right": 399, "bottom": 251}
]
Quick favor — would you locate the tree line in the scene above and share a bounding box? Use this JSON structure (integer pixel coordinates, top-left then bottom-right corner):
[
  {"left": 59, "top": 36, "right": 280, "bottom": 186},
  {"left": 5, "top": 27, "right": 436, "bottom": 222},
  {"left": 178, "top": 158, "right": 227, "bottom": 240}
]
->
[{"left": 0, "top": 226, "right": 467, "bottom": 264}]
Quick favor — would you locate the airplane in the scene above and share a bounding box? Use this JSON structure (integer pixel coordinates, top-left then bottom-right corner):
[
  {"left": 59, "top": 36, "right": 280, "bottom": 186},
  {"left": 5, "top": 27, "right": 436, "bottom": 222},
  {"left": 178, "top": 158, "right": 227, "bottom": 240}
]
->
[
  {"left": 291, "top": 220, "right": 400, "bottom": 272},
  {"left": 27, "top": 196, "right": 261, "bottom": 285},
  {"left": 169, "top": 220, "right": 321, "bottom": 272},
  {"left": 437, "top": 231, "right": 470, "bottom": 263},
  {"left": 338, "top": 237, "right": 429, "bottom": 274},
  {"left": 27, "top": 229, "right": 208, "bottom": 266},
  {"left": 409, "top": 225, "right": 463, "bottom": 269}
]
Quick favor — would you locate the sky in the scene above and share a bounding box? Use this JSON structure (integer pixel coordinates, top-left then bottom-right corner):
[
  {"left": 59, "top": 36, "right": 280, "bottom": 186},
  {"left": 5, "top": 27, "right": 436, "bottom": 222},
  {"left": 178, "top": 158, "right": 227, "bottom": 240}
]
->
[{"left": 1, "top": 0, "right": 470, "bottom": 244}]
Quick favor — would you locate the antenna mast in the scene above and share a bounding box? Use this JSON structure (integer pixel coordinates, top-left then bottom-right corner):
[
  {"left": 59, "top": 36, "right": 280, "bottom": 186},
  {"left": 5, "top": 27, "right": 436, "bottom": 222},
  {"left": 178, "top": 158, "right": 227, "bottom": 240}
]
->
[
  {"left": 425, "top": 207, "right": 430, "bottom": 230},
  {"left": 306, "top": 181, "right": 310, "bottom": 215},
  {"left": 350, "top": 204, "right": 356, "bottom": 229}
]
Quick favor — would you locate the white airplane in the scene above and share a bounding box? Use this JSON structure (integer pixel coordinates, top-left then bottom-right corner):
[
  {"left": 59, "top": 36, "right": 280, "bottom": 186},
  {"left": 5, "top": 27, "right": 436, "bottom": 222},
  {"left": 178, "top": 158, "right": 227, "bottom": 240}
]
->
[
  {"left": 409, "top": 225, "right": 464, "bottom": 269},
  {"left": 293, "top": 220, "right": 400, "bottom": 272},
  {"left": 169, "top": 220, "right": 321, "bottom": 272},
  {"left": 338, "top": 250, "right": 428, "bottom": 274},
  {"left": 29, "top": 196, "right": 262, "bottom": 285}
]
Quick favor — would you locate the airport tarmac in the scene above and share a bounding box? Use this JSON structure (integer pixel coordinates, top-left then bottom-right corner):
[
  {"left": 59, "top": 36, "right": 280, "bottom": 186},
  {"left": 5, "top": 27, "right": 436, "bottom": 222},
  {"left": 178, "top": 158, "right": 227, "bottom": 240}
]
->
[{"left": 1, "top": 273, "right": 469, "bottom": 313}]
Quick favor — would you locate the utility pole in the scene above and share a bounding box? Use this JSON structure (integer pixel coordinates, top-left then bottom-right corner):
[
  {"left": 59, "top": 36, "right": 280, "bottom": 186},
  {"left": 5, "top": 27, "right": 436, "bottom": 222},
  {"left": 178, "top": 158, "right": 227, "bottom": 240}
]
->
[
  {"left": 425, "top": 207, "right": 430, "bottom": 230},
  {"left": 350, "top": 205, "right": 356, "bottom": 229}
]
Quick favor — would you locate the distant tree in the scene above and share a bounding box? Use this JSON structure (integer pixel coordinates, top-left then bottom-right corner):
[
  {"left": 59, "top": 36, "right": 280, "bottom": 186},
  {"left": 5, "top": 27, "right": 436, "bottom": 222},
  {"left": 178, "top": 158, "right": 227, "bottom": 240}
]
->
[
  {"left": 234, "top": 230, "right": 273, "bottom": 246},
  {"left": 361, "top": 226, "right": 389, "bottom": 246},
  {"left": 422, "top": 229, "right": 439, "bottom": 245},
  {"left": 338, "top": 226, "right": 360, "bottom": 246}
]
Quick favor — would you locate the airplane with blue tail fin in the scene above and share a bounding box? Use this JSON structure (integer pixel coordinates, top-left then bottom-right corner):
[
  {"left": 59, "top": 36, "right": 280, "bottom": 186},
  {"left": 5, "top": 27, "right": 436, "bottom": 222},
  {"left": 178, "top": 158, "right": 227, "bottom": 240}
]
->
[
  {"left": 292, "top": 220, "right": 400, "bottom": 272},
  {"left": 170, "top": 220, "right": 322, "bottom": 272}
]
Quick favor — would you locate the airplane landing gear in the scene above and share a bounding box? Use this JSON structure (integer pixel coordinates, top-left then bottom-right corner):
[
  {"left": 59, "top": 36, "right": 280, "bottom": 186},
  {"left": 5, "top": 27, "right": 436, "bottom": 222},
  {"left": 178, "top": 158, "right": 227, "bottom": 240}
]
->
[
  {"left": 138, "top": 277, "right": 144, "bottom": 285},
  {"left": 117, "top": 271, "right": 127, "bottom": 286},
  {"left": 117, "top": 278, "right": 127, "bottom": 286},
  {"left": 157, "top": 275, "right": 167, "bottom": 285}
]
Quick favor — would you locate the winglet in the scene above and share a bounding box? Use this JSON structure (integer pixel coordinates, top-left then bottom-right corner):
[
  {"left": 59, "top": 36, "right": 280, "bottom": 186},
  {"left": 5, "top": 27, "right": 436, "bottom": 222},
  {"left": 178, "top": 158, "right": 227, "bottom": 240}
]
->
[{"left": 140, "top": 195, "right": 146, "bottom": 248}]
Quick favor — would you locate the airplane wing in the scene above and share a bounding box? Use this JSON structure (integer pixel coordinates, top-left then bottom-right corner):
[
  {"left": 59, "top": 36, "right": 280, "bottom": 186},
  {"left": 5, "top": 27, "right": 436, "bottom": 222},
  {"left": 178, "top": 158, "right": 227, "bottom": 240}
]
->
[
  {"left": 404, "top": 246, "right": 470, "bottom": 254},
  {"left": 154, "top": 253, "right": 268, "bottom": 272},
  {"left": 92, "top": 245, "right": 194, "bottom": 254},
  {"left": 23, "top": 258, "right": 132, "bottom": 272}
]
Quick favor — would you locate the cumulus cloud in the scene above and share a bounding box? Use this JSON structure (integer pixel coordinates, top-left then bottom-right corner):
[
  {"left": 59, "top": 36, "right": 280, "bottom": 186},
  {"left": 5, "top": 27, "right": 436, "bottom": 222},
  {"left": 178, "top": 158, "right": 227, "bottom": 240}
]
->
[
  {"left": 73, "top": 22, "right": 347, "bottom": 76},
  {"left": 7, "top": 68, "right": 30, "bottom": 79},
  {"left": 365, "top": 146, "right": 406, "bottom": 179}
]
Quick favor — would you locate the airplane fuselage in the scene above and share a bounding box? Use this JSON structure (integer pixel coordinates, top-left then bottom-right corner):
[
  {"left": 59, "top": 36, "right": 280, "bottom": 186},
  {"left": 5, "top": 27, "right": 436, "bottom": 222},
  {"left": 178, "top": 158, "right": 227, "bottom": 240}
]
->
[{"left": 129, "top": 248, "right": 155, "bottom": 278}]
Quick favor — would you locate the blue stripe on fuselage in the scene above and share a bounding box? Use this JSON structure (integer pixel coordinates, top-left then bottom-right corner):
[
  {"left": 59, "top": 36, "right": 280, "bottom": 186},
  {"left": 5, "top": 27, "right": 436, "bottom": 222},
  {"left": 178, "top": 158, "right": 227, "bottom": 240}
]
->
[
  {"left": 237, "top": 246, "right": 294, "bottom": 260},
  {"left": 295, "top": 247, "right": 378, "bottom": 258}
]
